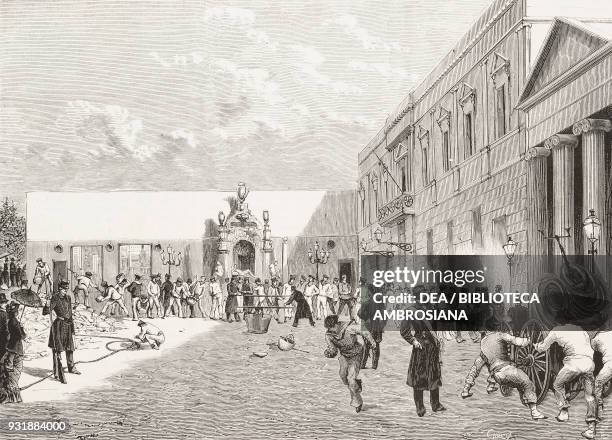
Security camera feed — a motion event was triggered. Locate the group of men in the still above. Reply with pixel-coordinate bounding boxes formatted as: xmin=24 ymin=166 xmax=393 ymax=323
xmin=95 ymin=273 xmax=224 ymax=321
xmin=460 ymin=316 xmax=612 ymax=439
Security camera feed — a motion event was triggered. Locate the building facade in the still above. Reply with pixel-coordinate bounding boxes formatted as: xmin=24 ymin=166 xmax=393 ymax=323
xmin=357 ymin=0 xmax=612 ymax=290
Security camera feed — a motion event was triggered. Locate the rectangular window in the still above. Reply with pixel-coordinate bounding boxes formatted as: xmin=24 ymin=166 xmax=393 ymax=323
xmin=361 ymin=198 xmax=366 ymax=226
xmin=492 ymin=215 xmax=508 ymax=250
xmin=406 ymin=150 xmax=413 ymax=192
xmin=384 ymin=180 xmax=389 ymax=202
xmin=422 ymin=145 xmax=430 ymax=185
xmin=119 ymin=244 xmax=152 ymax=279
xmin=442 ymin=130 xmax=450 ymax=172
xmin=472 ymin=207 xmax=483 ymax=251
xmin=447 ymin=221 xmax=454 ymax=255
xmin=401 ymin=165 xmax=407 ymax=192
xmin=71 ymin=245 xmax=103 ymax=283
xmin=496 ymin=85 xmax=507 ymax=138
xmin=464 ymin=112 xmax=473 ymax=158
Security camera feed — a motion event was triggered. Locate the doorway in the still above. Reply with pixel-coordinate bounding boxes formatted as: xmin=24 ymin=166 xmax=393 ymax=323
xmin=233 ymin=240 xmax=255 ymax=274
xmin=338 ymin=259 xmax=354 ymax=285
xmin=53 ymin=260 xmax=67 ymax=291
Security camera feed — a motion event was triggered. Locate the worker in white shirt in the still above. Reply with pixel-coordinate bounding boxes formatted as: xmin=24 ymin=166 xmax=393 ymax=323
xmin=147 ymin=274 xmax=162 ymax=318
xmin=73 ymin=271 xmax=97 ymax=309
xmin=209 ymin=276 xmax=222 ymax=319
xmin=534 ymin=320 xmax=597 ymax=438
xmin=591 ymin=330 xmax=612 ymax=417
xmin=318 ymin=275 xmax=336 ymax=319
xmin=99 ymin=281 xmax=129 ymax=316
xmin=281 ymin=276 xmax=295 ymax=323
xmin=303 ymin=276 xmax=319 ymax=320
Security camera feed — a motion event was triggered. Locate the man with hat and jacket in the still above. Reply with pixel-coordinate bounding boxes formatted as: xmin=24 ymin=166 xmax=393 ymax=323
xmin=43 ymin=280 xmax=80 ymax=383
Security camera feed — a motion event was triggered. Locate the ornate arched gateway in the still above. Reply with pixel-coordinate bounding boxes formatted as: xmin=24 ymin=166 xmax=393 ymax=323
xmin=216 ymin=183 xmax=273 ymax=279
xmin=233 ymin=240 xmax=255 ymax=273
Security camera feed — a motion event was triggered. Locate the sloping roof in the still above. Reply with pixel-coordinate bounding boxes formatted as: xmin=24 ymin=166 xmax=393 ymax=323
xmin=519 ymin=17 xmax=610 ymax=106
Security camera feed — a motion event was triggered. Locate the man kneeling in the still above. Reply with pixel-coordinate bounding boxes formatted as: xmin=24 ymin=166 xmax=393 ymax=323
xmin=323 ymin=314 xmax=375 ymax=413
xmin=135 ymin=320 xmax=165 ymax=350
xmin=461 ymin=319 xmax=546 ymax=420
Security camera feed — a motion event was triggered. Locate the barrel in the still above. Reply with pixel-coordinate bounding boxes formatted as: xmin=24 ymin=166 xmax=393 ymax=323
xmin=245 ymin=314 xmax=272 ymax=334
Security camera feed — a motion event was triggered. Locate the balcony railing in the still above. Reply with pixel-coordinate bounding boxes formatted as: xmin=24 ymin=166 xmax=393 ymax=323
xmin=377 ymin=193 xmax=414 ymax=225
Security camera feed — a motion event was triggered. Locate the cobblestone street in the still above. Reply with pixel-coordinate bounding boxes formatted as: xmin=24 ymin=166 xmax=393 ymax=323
xmin=3 ymin=317 xmax=611 ymax=440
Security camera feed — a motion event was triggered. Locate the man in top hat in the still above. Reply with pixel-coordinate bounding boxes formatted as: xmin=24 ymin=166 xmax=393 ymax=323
xmin=134 ymin=320 xmax=165 ymax=350
xmin=73 ymin=271 xmax=97 ymax=309
xmin=43 ymin=280 xmax=80 ymax=382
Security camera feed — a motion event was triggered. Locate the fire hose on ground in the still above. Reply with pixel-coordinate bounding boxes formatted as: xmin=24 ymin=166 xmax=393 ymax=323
xmin=18 ymin=335 xmax=138 ymax=391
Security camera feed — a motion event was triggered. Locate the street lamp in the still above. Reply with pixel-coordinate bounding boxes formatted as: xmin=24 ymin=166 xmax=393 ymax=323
xmin=307 ymin=241 xmax=330 ymax=281
xmin=374 ymin=227 xmax=413 ymax=253
xmin=583 ymin=209 xmax=601 ymax=271
xmin=502 ymin=236 xmax=517 ymax=290
xmin=360 ymin=238 xmax=393 ymax=257
xmin=160 ymin=245 xmax=182 ymax=278
xmin=262 ymin=210 xmax=272 ymax=252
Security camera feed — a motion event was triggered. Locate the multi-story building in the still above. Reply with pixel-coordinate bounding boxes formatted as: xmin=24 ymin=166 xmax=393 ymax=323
xmin=357 ymin=0 xmax=612 ymax=288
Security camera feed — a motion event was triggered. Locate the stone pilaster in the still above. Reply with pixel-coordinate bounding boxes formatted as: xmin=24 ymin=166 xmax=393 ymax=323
xmin=281 ymin=237 xmax=289 ymax=281
xmin=544 ymin=134 xmax=578 ymax=255
xmin=525 ymin=146 xmax=550 ymax=286
xmin=573 ymin=118 xmax=612 ymax=256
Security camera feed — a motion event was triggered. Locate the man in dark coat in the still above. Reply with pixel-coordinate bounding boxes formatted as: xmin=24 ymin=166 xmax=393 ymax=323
xmin=0 ymin=290 xmax=9 ymax=370
xmin=43 ymin=280 xmax=80 ymax=383
xmin=2 ymin=301 xmax=26 ymax=403
xmin=358 ymin=280 xmax=385 ymax=369
xmin=400 ymin=304 xmax=446 ymax=417
xmin=161 ymin=274 xmax=174 ymax=318
xmin=284 ymin=285 xmax=315 ymax=327
xmin=225 ymin=276 xmax=240 ymax=322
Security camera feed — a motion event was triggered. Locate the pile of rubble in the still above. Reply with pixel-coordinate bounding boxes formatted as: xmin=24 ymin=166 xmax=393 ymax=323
xmin=19 ymin=304 xmax=122 ymax=361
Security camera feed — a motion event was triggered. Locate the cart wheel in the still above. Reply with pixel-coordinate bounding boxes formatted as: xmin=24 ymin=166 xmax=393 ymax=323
xmin=603 ymin=380 xmax=612 ymax=398
xmin=498 ymin=321 xmax=513 ymax=397
xmin=516 ymin=319 xmax=551 ymax=404
xmin=566 ymin=377 xmax=583 ymax=401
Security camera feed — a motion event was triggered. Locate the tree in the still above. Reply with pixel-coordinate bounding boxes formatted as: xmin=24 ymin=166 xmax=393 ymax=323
xmin=0 ymin=198 xmax=26 ymax=262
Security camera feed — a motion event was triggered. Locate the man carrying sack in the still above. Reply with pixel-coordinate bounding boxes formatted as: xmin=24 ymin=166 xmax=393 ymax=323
xmin=43 ymin=280 xmax=80 ymax=383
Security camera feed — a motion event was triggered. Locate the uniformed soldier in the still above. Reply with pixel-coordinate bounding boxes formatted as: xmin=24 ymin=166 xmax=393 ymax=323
xmin=43 ymin=280 xmax=80 ymax=383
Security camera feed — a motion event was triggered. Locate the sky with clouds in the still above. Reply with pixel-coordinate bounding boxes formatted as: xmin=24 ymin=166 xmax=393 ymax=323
xmin=1 ymin=0 xmax=492 ymax=210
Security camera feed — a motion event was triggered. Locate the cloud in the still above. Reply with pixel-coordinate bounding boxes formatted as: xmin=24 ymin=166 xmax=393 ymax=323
xmin=289 ymin=45 xmax=362 ymax=96
xmin=321 ymin=111 xmax=377 ymax=130
xmin=168 ymin=129 xmax=197 ymax=149
xmin=56 ymin=100 xmax=157 ymax=161
xmin=204 ymin=7 xmax=255 ymax=25
xmin=329 ymin=15 xmax=403 ymax=52
xmin=212 ymin=59 xmax=284 ymax=105
xmin=348 ymin=60 xmax=407 ymax=78
xmin=204 ymin=7 xmax=278 ymax=51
